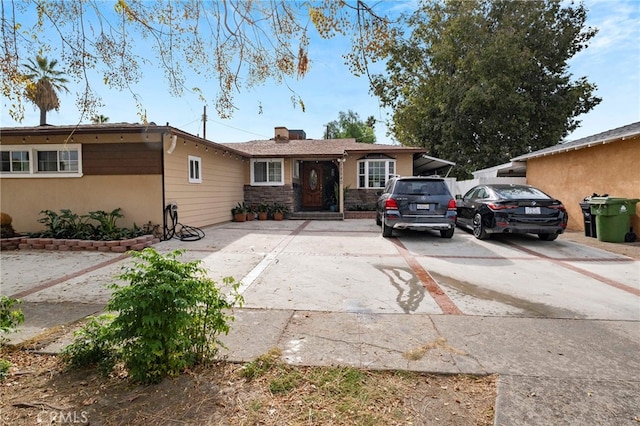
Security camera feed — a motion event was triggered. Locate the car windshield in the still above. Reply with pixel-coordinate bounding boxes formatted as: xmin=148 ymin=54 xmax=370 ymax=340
xmin=493 ymin=186 xmax=550 ymax=200
xmin=395 ymin=180 xmax=448 ymax=195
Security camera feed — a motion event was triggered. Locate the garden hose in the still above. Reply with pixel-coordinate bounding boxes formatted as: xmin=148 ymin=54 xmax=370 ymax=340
xmin=163 ymin=205 xmax=205 ymax=242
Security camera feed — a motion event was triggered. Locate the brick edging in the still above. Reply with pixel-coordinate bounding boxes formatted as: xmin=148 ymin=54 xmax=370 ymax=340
xmin=0 ymin=235 xmax=160 ymax=252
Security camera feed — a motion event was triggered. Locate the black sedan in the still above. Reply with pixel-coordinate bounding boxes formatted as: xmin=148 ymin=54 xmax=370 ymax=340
xmin=456 ymin=184 xmax=568 ymax=241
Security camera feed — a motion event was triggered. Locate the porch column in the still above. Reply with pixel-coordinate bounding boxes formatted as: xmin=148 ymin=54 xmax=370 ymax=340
xmin=338 ymin=157 xmax=345 ymax=213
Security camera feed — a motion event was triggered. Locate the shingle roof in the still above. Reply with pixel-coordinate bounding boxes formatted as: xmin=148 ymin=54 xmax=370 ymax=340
xmin=219 ymin=138 xmax=426 ymax=157
xmin=512 ymin=122 xmax=640 ymax=161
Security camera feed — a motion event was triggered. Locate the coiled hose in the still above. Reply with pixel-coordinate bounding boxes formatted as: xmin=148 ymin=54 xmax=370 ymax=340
xmin=163 ymin=205 xmax=205 ymax=241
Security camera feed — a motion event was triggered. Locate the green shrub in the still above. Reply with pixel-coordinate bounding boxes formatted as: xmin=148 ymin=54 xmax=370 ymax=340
xmin=34 ymin=208 xmax=148 ymax=240
xmin=0 ymin=359 xmax=11 ymax=381
xmin=63 ymin=248 xmax=243 ymax=384
xmin=1 ymin=296 xmax=24 ymax=382
xmin=62 ymin=314 xmax=117 ymax=375
xmin=0 ymin=296 xmax=24 ymax=339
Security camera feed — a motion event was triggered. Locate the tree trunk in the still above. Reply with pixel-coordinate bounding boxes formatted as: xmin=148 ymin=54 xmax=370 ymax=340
xmin=39 ymin=108 xmax=47 ymax=126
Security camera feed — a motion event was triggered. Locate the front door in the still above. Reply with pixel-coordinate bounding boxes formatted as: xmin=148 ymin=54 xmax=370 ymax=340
xmin=302 ymin=163 xmax=323 ymax=209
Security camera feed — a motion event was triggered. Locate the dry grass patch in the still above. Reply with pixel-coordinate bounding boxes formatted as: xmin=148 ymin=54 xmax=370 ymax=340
xmin=1 ymin=347 xmax=496 ymax=425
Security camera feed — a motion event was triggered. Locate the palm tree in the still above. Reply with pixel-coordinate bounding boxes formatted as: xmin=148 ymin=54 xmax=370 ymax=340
xmin=91 ymin=114 xmax=109 ymax=124
xmin=22 ymin=55 xmax=70 ymax=125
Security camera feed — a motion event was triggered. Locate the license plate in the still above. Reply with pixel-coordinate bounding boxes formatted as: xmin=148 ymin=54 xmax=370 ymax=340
xmin=416 ymin=204 xmax=430 ymax=210
xmin=525 ymin=207 xmax=541 ymax=214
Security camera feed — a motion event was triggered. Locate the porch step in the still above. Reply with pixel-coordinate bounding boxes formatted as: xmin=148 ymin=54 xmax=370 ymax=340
xmin=289 ymin=212 xmax=344 ymax=221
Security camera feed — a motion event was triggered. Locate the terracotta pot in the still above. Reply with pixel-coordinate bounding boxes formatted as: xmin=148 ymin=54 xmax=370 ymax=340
xmin=234 ymin=213 xmax=246 ymax=222
xmin=258 ymin=212 xmax=268 ymax=220
xmin=246 ymin=213 xmax=254 ymax=221
xmin=273 ymin=212 xmax=284 ymax=221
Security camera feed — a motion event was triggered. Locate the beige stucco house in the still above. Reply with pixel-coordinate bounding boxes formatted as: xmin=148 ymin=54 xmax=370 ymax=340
xmin=0 ymin=123 xmax=247 ymax=235
xmin=220 ymin=126 xmax=450 ymax=218
xmin=511 ymin=122 xmax=640 ymax=233
xmin=1 ymin=124 xmax=445 ymax=236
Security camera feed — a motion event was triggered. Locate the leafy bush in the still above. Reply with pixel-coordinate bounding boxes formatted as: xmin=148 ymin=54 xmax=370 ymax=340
xmin=0 ymin=296 xmax=24 ymax=340
xmin=62 ymin=314 xmax=117 ymax=375
xmin=1 ymin=296 xmax=25 ymax=382
xmin=63 ymin=248 xmax=243 ymax=384
xmin=34 ymin=208 xmax=148 ymax=240
xmin=37 ymin=209 xmax=93 ymax=239
xmin=0 ymin=212 xmax=17 ymax=238
xmin=0 ymin=358 xmax=11 ymax=381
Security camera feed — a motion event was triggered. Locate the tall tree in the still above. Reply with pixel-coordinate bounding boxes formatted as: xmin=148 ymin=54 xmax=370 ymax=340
xmin=22 ymin=55 xmax=70 ymax=126
xmin=372 ymin=0 xmax=601 ymax=178
xmin=1 ymin=1 xmax=395 ymax=123
xmin=91 ymin=114 xmax=110 ymax=124
xmin=325 ymin=110 xmax=376 ymax=143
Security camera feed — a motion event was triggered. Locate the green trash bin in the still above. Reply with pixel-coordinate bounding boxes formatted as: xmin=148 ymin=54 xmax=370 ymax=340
xmin=588 ymin=197 xmax=639 ymax=243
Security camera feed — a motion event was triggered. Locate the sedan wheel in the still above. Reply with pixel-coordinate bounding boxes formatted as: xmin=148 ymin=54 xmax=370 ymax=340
xmin=538 ymin=233 xmax=558 ymax=241
xmin=472 ymin=213 xmax=488 ymax=240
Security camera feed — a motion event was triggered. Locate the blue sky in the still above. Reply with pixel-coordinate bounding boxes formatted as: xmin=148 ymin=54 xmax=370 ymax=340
xmin=1 ymin=0 xmax=638 ymax=145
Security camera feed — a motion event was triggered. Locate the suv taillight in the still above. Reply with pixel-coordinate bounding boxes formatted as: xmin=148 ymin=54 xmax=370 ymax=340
xmin=447 ymin=199 xmax=457 ymax=210
xmin=385 ymin=199 xmax=399 ymax=210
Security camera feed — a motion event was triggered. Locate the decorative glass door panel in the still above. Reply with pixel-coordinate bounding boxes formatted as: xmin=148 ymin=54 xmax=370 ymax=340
xmin=302 ymin=163 xmax=323 ymax=208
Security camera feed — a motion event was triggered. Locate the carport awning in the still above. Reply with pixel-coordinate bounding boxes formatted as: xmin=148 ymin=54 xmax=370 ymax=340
xmin=413 ymin=154 xmax=456 ymax=176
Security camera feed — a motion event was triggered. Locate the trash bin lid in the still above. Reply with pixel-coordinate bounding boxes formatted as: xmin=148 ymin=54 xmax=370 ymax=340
xmin=587 ymin=197 xmax=629 ymax=205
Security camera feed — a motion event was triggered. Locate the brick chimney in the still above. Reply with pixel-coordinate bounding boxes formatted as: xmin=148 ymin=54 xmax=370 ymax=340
xmin=274 ymin=126 xmax=289 ymax=142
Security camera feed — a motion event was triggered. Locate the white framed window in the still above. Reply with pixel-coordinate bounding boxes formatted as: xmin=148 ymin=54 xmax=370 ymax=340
xmin=188 ymin=155 xmax=202 ymax=183
xmin=0 ymin=144 xmax=82 ymax=178
xmin=251 ymin=158 xmax=284 ymax=185
xmin=358 ymin=159 xmax=395 ymax=188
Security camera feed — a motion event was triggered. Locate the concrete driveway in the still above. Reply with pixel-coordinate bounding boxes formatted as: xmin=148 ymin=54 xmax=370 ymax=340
xmin=2 ymin=219 xmax=639 ymax=425
xmin=2 ymin=219 xmax=638 ymax=328
xmin=148 ymin=219 xmax=638 ymax=320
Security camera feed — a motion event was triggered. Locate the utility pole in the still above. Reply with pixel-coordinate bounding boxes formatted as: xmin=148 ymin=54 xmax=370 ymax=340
xmin=202 ymin=106 xmax=207 ymax=140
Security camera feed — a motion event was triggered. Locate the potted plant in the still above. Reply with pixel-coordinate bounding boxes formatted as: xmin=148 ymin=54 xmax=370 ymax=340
xmin=272 ymin=203 xmax=289 ymax=221
xmin=231 ymin=202 xmax=248 ymax=222
xmin=257 ymin=202 xmax=269 ymax=220
xmin=246 ymin=204 xmax=255 ymax=221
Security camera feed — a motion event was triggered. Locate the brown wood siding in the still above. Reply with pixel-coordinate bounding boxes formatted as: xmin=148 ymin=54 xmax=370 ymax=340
xmin=83 ymin=143 xmax=162 ymax=175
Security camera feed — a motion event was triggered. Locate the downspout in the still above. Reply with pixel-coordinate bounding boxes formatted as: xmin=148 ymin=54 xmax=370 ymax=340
xmin=161 ymin=132 xmax=171 ymax=238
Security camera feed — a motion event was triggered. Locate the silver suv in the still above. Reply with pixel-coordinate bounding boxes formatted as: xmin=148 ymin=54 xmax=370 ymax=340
xmin=376 ymin=177 xmax=457 ymax=238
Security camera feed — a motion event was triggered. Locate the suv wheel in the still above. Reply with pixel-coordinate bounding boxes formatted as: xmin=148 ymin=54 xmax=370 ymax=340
xmin=382 ymin=219 xmax=393 ymax=237
xmin=472 ymin=212 xmax=488 ymax=240
xmin=440 ymin=228 xmax=454 ymax=238
xmin=376 ymin=211 xmax=382 ymax=226
xmin=538 ymin=233 xmax=558 ymax=241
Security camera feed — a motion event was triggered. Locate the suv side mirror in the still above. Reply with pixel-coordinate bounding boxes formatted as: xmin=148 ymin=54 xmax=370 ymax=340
xmin=375 ymin=190 xmax=382 ymax=196
xmin=455 ymin=194 xmax=462 ymax=200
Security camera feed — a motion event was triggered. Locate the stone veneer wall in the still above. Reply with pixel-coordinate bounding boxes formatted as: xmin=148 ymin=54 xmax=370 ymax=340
xmin=345 ymin=189 xmax=379 ymax=211
xmin=0 ymin=235 xmax=159 ymax=252
xmin=244 ymin=184 xmax=295 ymax=212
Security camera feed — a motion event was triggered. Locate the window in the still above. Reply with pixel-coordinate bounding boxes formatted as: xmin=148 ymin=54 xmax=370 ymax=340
xmin=188 ymin=155 xmax=202 ymax=183
xmin=358 ymin=159 xmax=395 ymax=188
xmin=0 ymin=144 xmax=81 ymax=177
xmin=251 ymin=158 xmax=284 ymax=185
xmin=1 ymin=150 xmax=30 ymax=173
